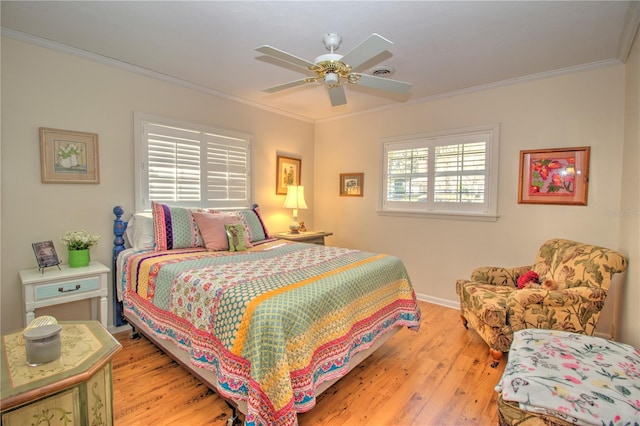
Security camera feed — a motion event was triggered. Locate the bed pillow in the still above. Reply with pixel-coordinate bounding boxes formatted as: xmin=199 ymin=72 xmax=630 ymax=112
xmin=235 ymin=206 xmax=270 ymax=243
xmin=192 ymin=212 xmax=252 ymax=251
xmin=152 ymin=201 xmax=203 ymax=251
xmin=124 ymin=212 xmax=155 ymax=250
xmin=225 ymin=223 xmax=248 ymax=252
xmin=204 ymin=205 xmax=270 ymax=243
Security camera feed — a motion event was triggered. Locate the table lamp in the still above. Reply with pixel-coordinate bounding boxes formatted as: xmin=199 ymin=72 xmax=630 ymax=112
xmin=283 ymin=185 xmax=307 ymax=234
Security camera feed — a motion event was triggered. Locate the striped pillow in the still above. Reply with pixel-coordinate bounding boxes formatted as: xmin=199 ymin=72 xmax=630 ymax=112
xmin=151 ymin=201 xmax=202 ymax=251
xmin=236 ymin=206 xmax=270 ymax=242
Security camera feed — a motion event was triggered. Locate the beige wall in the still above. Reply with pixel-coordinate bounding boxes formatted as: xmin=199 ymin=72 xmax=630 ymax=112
xmin=2 ymin=35 xmax=637 ymax=347
xmin=619 ymin=28 xmax=640 ymax=348
xmin=0 ymin=38 xmax=315 ymax=333
xmin=314 ymin=64 xmax=638 ymax=345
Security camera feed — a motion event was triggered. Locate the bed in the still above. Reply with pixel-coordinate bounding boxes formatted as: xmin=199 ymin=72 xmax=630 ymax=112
xmin=112 ymin=203 xmax=421 ymax=425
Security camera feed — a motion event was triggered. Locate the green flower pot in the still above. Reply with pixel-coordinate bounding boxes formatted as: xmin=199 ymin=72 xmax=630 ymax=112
xmin=68 ymin=249 xmax=90 ymax=268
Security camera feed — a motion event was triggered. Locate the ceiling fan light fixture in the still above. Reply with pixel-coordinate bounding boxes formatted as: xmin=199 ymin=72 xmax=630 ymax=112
xmin=324 ymin=72 xmax=339 ymax=86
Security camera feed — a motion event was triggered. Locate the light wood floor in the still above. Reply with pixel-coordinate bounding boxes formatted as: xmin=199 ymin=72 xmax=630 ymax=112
xmin=112 ymin=301 xmax=506 ymax=425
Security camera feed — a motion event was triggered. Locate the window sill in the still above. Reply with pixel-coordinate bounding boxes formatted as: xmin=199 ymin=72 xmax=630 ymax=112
xmin=377 ymin=209 xmax=500 ymax=222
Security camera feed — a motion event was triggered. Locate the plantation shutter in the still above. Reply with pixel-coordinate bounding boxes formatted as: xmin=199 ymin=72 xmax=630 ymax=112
xmin=433 ymin=137 xmax=487 ymax=205
xmin=204 ymin=133 xmax=249 ymax=204
xmin=142 ymin=121 xmax=251 ymax=209
xmin=381 ymin=126 xmax=497 ymax=218
xmin=146 ymin=124 xmax=201 ymax=204
xmin=384 ymin=140 xmax=429 ymax=211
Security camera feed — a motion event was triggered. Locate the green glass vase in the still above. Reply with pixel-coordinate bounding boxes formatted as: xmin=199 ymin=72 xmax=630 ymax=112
xmin=68 ymin=249 xmax=90 ymax=268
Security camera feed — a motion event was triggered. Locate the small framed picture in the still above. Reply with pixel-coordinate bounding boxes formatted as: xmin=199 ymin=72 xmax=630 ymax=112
xmin=518 ymin=146 xmax=590 ymax=205
xmin=276 ymin=155 xmax=301 ymax=195
xmin=40 ymin=127 xmax=100 ymax=184
xmin=32 ymin=241 xmax=61 ymax=271
xmin=340 ymin=173 xmax=364 ymax=197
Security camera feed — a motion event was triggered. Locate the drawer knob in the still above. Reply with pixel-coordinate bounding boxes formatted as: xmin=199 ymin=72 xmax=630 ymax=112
xmin=58 ymin=284 xmax=81 ymax=293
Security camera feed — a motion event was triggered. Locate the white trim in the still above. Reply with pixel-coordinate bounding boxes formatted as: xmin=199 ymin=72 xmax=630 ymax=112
xmin=2 ymin=28 xmax=314 ymax=124
xmin=617 ymin=1 xmax=640 ymax=62
xmin=108 ymin=323 xmax=132 ymax=335
xmin=415 ymin=293 xmax=460 ymax=310
xmin=380 ymin=123 xmax=500 ymax=220
xmin=3 ymin=28 xmax=622 ymax=125
xmin=316 ymin=59 xmax=622 ymax=123
xmin=377 ymin=209 xmax=499 ymax=222
xmin=133 ymin=112 xmax=254 ymax=212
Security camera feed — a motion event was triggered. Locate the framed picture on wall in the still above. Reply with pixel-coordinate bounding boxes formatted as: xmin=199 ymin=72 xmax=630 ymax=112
xmin=40 ymin=127 xmax=100 ymax=184
xmin=276 ymin=155 xmax=301 ymax=195
xmin=518 ymin=146 xmax=590 ymax=205
xmin=340 ymin=173 xmax=364 ymax=197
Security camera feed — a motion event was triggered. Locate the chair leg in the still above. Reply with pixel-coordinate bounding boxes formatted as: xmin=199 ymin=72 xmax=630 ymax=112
xmin=460 ymin=315 xmax=468 ymax=329
xmin=489 ymin=348 xmax=503 ymax=368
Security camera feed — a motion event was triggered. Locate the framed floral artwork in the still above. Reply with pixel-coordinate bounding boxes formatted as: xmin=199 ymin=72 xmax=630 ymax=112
xmin=518 ymin=146 xmax=590 ymax=205
xmin=340 ymin=173 xmax=364 ymax=197
xmin=276 ymin=155 xmax=301 ymax=195
xmin=40 ymin=127 xmax=100 ymax=184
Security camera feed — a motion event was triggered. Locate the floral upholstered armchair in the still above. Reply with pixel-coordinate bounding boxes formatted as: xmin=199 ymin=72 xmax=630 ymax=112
xmin=455 ymin=238 xmax=628 ymax=367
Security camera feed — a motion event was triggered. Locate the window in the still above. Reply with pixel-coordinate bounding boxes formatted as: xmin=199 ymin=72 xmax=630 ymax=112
xmin=380 ymin=124 xmax=499 ymax=221
xmin=134 ymin=113 xmax=252 ymax=211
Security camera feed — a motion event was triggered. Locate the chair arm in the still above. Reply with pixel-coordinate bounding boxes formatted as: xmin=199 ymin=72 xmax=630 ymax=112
xmin=507 ymin=287 xmax=608 ymax=333
xmin=469 ymin=265 xmax=532 ymax=287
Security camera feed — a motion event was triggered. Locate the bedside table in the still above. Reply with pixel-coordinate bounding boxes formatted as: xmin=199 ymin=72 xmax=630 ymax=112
xmin=19 ymin=261 xmax=110 ymax=328
xmin=1 ymin=321 xmax=121 ymax=425
xmin=272 ymin=231 xmax=333 ymax=245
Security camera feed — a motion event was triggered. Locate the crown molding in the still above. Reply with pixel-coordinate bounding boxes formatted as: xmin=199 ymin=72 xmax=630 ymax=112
xmin=1 ymin=28 xmax=314 ymax=124
xmin=317 ymin=58 xmax=622 ymax=124
xmin=618 ymin=1 xmax=640 ymax=62
xmin=2 ymin=27 xmax=627 ymax=125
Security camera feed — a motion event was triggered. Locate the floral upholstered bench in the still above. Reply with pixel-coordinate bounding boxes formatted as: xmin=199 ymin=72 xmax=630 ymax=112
xmin=495 ymin=329 xmax=640 ymax=425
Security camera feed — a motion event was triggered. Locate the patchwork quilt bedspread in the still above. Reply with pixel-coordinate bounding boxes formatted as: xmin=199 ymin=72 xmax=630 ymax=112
xmin=119 ymin=240 xmax=421 ymax=425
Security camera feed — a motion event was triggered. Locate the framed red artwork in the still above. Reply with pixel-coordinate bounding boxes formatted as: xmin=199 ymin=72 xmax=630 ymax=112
xmin=518 ymin=146 xmax=590 ymax=205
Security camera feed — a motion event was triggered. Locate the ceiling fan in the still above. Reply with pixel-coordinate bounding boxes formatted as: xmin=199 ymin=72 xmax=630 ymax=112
xmin=255 ymin=33 xmax=413 ymax=107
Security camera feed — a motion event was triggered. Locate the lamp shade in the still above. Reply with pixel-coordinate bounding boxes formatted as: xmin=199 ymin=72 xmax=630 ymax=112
xmin=283 ymin=185 xmax=308 ymax=209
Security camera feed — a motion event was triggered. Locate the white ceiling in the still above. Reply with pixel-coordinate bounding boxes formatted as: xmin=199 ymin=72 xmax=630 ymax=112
xmin=2 ymin=1 xmax=639 ymax=122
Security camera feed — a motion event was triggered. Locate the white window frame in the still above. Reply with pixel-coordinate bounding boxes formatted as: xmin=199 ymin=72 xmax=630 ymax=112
xmin=133 ymin=112 xmax=253 ymax=212
xmin=379 ymin=124 xmax=500 ymax=221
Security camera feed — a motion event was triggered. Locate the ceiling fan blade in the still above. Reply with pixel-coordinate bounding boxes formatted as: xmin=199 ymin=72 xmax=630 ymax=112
xmin=262 ymin=78 xmax=315 ymax=93
xmin=255 ymin=45 xmax=316 ymax=70
xmin=352 ymin=73 xmax=413 ymax=94
xmin=340 ymin=33 xmax=393 ymax=69
xmin=328 ymin=85 xmax=347 ymax=106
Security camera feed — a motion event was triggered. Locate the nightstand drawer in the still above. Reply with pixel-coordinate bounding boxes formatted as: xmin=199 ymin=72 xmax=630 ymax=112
xmin=35 ymin=276 xmax=101 ymax=301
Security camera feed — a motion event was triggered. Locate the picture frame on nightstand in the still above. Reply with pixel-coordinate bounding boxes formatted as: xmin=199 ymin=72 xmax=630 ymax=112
xmin=31 ymin=241 xmax=61 ymax=272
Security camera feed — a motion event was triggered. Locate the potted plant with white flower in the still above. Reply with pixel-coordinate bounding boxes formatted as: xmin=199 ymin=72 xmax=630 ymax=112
xmin=60 ymin=230 xmax=101 ymax=268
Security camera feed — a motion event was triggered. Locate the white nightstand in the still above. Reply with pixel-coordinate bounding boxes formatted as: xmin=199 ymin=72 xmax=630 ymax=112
xmin=272 ymin=231 xmax=333 ymax=245
xmin=19 ymin=261 xmax=110 ymax=328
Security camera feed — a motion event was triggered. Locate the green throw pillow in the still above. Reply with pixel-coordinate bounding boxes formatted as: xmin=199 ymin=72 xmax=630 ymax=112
xmin=225 ymin=223 xmax=247 ymax=252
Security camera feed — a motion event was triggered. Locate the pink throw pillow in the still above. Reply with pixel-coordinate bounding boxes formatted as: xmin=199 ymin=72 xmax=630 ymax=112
xmin=192 ymin=212 xmax=252 ymax=251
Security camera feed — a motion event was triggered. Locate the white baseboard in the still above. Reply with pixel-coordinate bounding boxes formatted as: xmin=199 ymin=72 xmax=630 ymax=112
xmin=415 ymin=292 xmax=460 ymax=310
xmin=108 ymin=323 xmax=132 ymax=335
